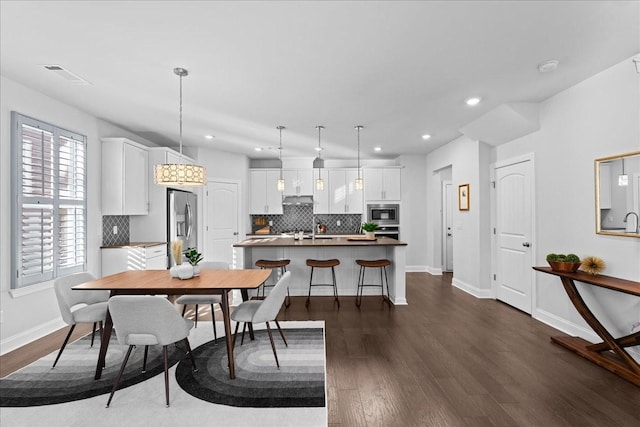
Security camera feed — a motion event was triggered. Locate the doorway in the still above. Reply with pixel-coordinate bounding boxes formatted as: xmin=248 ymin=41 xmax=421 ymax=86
xmin=204 ymin=180 xmax=240 ymax=268
xmin=442 ymin=180 xmax=454 ymax=272
xmin=493 ymin=154 xmax=535 ymax=314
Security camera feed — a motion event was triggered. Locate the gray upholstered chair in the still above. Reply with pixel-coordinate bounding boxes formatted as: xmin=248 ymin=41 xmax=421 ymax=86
xmin=53 ymin=272 xmax=109 ymax=368
xmin=106 ymin=295 xmax=197 ymax=408
xmin=231 ymin=271 xmax=291 ymax=368
xmin=175 ymin=261 xmax=228 ymax=340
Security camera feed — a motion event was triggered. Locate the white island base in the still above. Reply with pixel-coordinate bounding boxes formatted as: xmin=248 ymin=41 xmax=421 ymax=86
xmin=234 ymin=238 xmax=407 ymax=305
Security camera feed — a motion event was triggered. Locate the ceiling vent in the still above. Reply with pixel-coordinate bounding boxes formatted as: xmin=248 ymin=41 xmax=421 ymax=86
xmin=43 ymin=65 xmax=91 ymax=85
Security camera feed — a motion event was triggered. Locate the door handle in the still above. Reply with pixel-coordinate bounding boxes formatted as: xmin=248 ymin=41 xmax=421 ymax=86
xmin=447 ymin=233 xmax=452 ymax=237
xmin=522 ymin=242 xmax=530 ymax=247
xmin=233 ymin=232 xmax=238 ymax=236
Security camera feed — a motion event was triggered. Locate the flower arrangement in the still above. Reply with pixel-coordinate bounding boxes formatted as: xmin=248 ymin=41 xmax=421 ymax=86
xmin=184 ymin=247 xmax=203 ymax=266
xmin=580 ymin=256 xmax=606 ymax=275
xmin=171 ymin=240 xmax=183 ymax=265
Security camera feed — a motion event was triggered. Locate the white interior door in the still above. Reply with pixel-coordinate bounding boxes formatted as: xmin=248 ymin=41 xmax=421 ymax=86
xmin=204 ymin=181 xmax=239 ymax=267
xmin=495 ymin=159 xmax=533 ymax=313
xmin=442 ymin=181 xmax=454 ymax=272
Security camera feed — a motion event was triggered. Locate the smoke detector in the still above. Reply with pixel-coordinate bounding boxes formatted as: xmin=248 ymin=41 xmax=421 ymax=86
xmin=537 ymin=60 xmax=559 ymax=73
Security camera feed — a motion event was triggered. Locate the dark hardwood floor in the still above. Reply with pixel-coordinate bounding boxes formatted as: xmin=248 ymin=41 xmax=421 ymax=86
xmin=2 ymin=272 xmax=638 ymax=426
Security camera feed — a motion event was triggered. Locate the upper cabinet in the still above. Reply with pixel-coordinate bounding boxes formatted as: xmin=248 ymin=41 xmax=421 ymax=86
xmin=364 ymin=167 xmax=401 ymax=201
xmin=101 ymin=137 xmax=149 ymax=215
xmin=250 ymin=169 xmax=283 ymax=215
xmin=328 ymin=169 xmax=363 ymax=214
xmin=282 ymin=169 xmax=313 ymax=196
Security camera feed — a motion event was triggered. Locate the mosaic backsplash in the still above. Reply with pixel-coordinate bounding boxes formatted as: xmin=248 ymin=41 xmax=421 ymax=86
xmin=252 ymin=205 xmax=361 ymax=234
xmin=102 ymin=215 xmax=130 ymax=246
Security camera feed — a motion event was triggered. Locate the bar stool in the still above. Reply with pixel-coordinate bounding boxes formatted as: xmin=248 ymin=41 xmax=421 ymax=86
xmin=355 ymin=259 xmax=391 ymax=307
xmin=305 ymin=259 xmax=340 ymax=308
xmin=255 ymin=259 xmax=291 ymax=307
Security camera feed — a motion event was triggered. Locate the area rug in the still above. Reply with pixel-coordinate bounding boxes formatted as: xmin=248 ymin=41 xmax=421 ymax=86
xmin=176 ymin=327 xmax=325 ymax=408
xmin=0 ymin=334 xmax=185 ymax=407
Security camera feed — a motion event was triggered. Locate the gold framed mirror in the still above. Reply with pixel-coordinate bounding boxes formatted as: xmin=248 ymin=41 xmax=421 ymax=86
xmin=595 ymin=150 xmax=640 ymax=237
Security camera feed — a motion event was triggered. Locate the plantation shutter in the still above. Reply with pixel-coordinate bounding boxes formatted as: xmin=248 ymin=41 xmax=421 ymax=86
xmin=12 ymin=113 xmax=87 ymax=288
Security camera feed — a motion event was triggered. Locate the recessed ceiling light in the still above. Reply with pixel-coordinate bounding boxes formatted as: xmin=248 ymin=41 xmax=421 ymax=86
xmin=314 ymin=146 xmax=324 ymax=151
xmin=374 ymin=147 xmax=382 ymax=152
xmin=421 ymin=134 xmax=431 ymax=140
xmin=254 ymin=147 xmax=263 ymax=152
xmin=465 ymin=97 xmax=481 ymax=106
xmin=537 ymin=59 xmax=559 ymax=73
xmin=204 ymin=135 xmax=214 ymax=140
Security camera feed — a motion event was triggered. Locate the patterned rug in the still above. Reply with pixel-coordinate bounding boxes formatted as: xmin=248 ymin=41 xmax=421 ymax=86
xmin=0 ymin=334 xmax=185 ymax=407
xmin=176 ymin=327 xmax=325 ymax=407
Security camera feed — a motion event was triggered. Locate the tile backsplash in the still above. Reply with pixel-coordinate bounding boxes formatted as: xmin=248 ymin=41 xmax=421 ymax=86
xmin=251 ymin=205 xmax=361 ymax=234
xmin=102 ymin=215 xmax=130 ymax=246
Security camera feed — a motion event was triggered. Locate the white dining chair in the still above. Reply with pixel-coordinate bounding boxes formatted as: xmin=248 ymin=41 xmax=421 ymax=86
xmin=231 ymin=271 xmax=291 ymax=368
xmin=106 ymin=295 xmax=198 ymax=408
xmin=53 ymin=272 xmax=109 ymax=368
xmin=175 ymin=261 xmax=228 ymax=340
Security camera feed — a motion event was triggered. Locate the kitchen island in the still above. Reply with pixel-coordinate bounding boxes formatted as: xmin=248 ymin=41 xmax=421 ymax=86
xmin=233 ymin=236 xmax=408 ymax=304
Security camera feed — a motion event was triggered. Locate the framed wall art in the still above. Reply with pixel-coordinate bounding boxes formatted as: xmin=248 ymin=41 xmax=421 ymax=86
xmin=458 ymin=184 xmax=470 ymax=211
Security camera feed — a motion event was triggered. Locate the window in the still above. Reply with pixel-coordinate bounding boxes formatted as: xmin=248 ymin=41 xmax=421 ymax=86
xmin=11 ymin=112 xmax=87 ymax=289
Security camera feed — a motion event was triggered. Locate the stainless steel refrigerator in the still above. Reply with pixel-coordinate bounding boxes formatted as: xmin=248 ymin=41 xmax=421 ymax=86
xmin=167 ymin=188 xmax=197 ymax=267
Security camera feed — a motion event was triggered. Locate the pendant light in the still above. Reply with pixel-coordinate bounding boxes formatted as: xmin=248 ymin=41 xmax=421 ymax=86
xmin=314 ymin=125 xmax=325 ymax=190
xmin=154 ymin=67 xmax=206 ymax=187
xmin=618 ymin=158 xmax=629 ymax=186
xmin=277 ymin=125 xmax=285 ymax=192
xmin=354 ymin=125 xmax=364 ymax=190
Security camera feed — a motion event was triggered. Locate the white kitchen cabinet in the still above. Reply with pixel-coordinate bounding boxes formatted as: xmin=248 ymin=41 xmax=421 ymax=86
xmin=101 ymin=137 xmax=149 ymax=215
xmin=328 ymin=169 xmax=363 ymax=214
xmin=364 ymin=167 xmax=401 ymax=201
xmin=101 ymin=244 xmax=167 ymax=277
xmin=313 ymin=169 xmax=330 ymax=214
xmin=250 ymin=169 xmax=283 ymax=214
xmin=282 ymin=169 xmax=314 ymax=196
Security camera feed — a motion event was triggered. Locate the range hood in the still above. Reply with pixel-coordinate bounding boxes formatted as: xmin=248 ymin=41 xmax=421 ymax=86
xmin=282 ymin=195 xmax=314 ymax=206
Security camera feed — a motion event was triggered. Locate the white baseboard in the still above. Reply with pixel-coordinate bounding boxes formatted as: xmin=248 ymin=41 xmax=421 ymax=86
xmin=452 ymin=277 xmax=493 ymax=298
xmin=425 ymin=265 xmax=442 ymax=275
xmin=406 ymin=265 xmax=429 ymax=273
xmin=0 ymin=318 xmax=66 ymax=356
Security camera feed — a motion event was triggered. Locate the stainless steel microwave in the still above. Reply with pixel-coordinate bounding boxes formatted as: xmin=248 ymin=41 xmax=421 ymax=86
xmin=367 ymin=204 xmax=399 ymax=225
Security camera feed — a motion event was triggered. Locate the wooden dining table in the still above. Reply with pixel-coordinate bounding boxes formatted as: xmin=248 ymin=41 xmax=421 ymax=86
xmin=73 ymin=268 xmax=270 ymax=380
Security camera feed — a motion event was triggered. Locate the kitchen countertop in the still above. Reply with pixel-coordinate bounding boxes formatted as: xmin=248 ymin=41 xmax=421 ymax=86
xmin=234 ymin=236 xmax=406 ymax=247
xmin=100 ymin=241 xmax=166 ymax=249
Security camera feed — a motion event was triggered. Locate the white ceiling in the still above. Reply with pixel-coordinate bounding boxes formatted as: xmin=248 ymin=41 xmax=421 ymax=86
xmin=1 ymin=1 xmax=638 ymax=161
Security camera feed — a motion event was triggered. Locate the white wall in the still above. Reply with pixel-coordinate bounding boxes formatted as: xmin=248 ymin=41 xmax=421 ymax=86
xmin=425 ymin=137 xmax=493 ymax=295
xmin=494 ymin=56 xmax=640 ymax=349
xmin=397 ymin=154 xmax=428 ymax=270
xmin=0 ymin=77 xmax=103 ymax=353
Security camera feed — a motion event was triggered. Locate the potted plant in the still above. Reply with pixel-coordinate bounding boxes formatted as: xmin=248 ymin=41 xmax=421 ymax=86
xmin=546 ymin=253 xmax=581 ymax=273
xmin=362 ymin=222 xmax=379 ymax=239
xmin=185 ymin=247 xmax=203 ymax=276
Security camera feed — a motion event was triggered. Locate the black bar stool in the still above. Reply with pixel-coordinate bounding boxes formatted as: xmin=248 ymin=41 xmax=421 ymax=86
xmin=355 ymin=259 xmax=392 ymax=307
xmin=255 ymin=259 xmax=291 ymax=307
xmin=305 ymin=259 xmax=340 ymax=308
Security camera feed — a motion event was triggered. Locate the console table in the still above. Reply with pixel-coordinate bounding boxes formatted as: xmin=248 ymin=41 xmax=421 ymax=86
xmin=533 ymin=267 xmax=640 ymax=386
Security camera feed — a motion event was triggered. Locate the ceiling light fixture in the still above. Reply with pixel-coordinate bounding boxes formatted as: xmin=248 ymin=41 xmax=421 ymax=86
xmin=355 ymin=125 xmax=364 ymax=191
xmin=421 ymin=134 xmax=431 ymax=140
xmin=276 ymin=125 xmax=285 ymax=192
xmin=374 ymin=146 xmax=382 ymax=152
xmin=154 ymin=68 xmax=206 ymax=187
xmin=314 ymin=125 xmax=325 ymax=190
xmin=465 ymin=97 xmax=482 ymax=106
xmin=204 ymin=134 xmax=214 ymax=140
xmin=619 ymin=158 xmax=629 ymax=186
xmin=254 ymin=147 xmax=263 ymax=152
xmin=537 ymin=59 xmax=559 ymax=73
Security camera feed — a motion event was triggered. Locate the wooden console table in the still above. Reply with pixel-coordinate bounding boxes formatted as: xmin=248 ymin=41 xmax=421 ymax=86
xmin=533 ymin=267 xmax=640 ymax=386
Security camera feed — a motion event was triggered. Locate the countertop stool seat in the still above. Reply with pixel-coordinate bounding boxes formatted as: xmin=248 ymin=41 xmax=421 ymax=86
xmin=255 ymin=259 xmax=291 ymax=307
xmin=355 ymin=259 xmax=392 ymax=308
xmin=305 ymin=259 xmax=341 ymax=308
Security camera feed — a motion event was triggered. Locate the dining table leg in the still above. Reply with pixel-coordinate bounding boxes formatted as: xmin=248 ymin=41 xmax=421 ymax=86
xmin=220 ymin=288 xmax=235 ymax=379
xmin=95 ymin=309 xmax=113 ymax=380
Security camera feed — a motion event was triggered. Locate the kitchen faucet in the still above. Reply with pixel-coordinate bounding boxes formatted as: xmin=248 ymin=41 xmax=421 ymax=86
xmin=624 ymin=211 xmax=639 ymax=233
